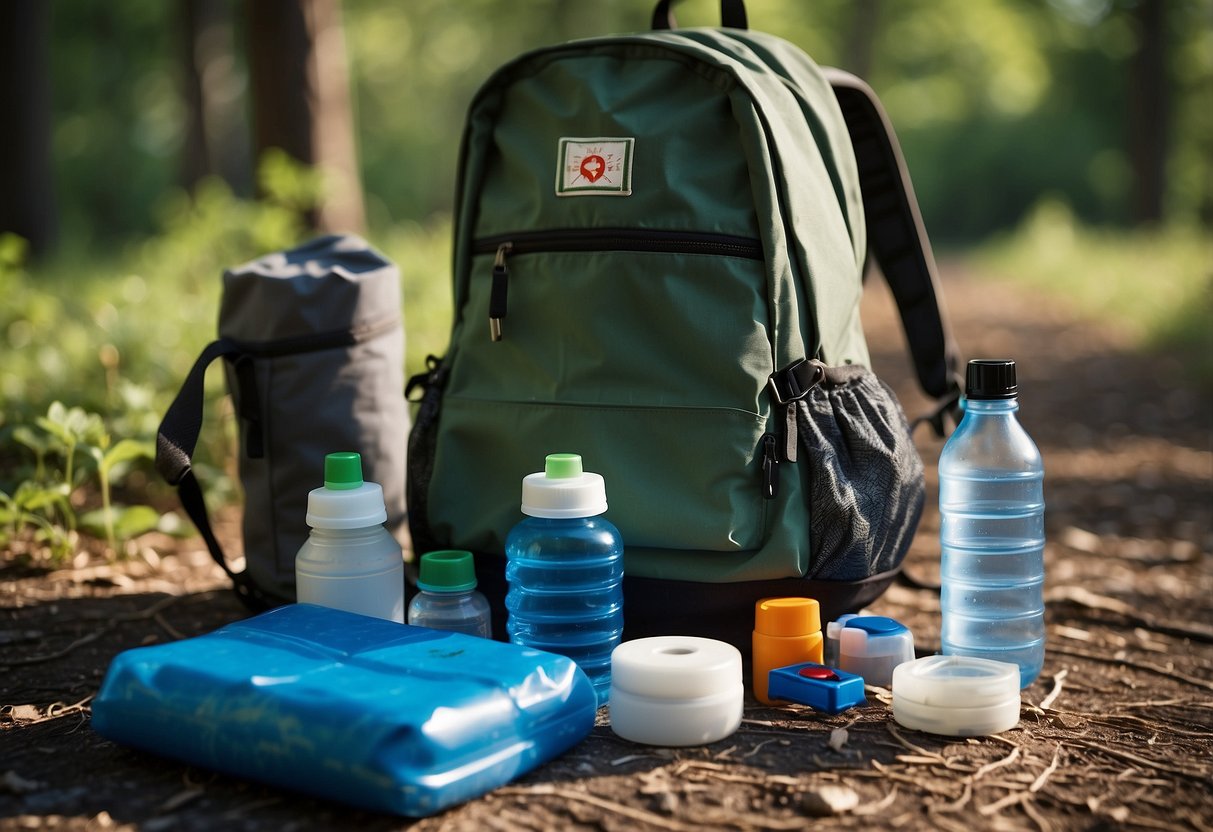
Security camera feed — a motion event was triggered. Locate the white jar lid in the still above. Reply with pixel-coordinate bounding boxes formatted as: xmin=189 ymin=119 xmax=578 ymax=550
xmin=610 ymin=636 xmax=743 ymax=747
xmin=892 ymin=655 xmax=1021 ymax=736
xmin=838 ymin=616 xmax=915 ymax=659
xmin=520 ymin=453 xmax=607 ymax=519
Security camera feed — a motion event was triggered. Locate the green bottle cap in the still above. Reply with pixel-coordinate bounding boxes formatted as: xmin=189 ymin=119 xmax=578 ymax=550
xmin=417 ymin=550 xmax=477 ymax=593
xmin=324 ymin=452 xmax=364 ymax=490
xmin=544 ymin=453 xmax=583 ymax=479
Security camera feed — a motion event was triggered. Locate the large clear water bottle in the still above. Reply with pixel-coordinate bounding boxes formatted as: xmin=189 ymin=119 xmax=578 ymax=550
xmin=505 ymin=453 xmax=624 ymax=707
xmin=940 ymin=359 xmax=1045 ymax=688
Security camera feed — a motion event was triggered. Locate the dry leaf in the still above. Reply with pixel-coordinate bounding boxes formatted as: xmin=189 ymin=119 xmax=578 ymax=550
xmin=828 ymin=727 xmax=848 ymax=751
xmin=802 ymin=785 xmax=859 ymax=816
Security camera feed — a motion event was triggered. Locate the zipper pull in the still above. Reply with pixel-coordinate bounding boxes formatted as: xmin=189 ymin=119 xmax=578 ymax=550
xmin=489 ymin=242 xmax=512 ymax=341
xmin=784 ymin=402 xmax=798 ymax=464
xmin=761 ymin=433 xmax=779 ymax=500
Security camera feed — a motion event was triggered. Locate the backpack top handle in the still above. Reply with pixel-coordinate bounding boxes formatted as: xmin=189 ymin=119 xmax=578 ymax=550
xmin=652 ymin=0 xmax=748 ymax=30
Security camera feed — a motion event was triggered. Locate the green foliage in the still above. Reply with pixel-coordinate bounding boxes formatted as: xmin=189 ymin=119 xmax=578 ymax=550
xmin=971 ymin=200 xmax=1213 ymax=380
xmin=1 ymin=402 xmax=158 ymax=563
xmin=45 ymin=0 xmax=1213 ymax=246
xmin=2 ymin=154 xmax=325 ymax=561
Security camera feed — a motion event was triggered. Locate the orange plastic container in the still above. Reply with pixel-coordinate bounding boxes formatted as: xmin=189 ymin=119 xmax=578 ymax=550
xmin=752 ymin=597 xmax=824 ymax=704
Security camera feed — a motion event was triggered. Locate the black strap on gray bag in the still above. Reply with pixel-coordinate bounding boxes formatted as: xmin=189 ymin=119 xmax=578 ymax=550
xmin=157 ymin=338 xmax=280 ymax=610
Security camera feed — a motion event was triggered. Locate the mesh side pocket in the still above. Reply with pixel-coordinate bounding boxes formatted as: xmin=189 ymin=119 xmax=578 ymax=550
xmin=798 ymin=367 xmax=925 ymax=580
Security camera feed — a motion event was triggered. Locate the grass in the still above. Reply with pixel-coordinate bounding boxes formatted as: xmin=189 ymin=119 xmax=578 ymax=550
xmin=969 ymin=200 xmax=1213 ymax=383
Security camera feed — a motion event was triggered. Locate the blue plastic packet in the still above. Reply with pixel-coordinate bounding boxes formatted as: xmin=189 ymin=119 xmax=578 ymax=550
xmin=92 ymin=604 xmax=597 ymax=816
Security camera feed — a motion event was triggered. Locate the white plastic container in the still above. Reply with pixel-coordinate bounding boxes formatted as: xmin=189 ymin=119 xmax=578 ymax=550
xmin=609 ymin=636 xmax=742 ymax=747
xmin=893 ymin=655 xmax=1021 ymax=736
xmin=295 ymin=452 xmax=404 ymax=622
xmin=834 ymin=615 xmax=915 ymax=688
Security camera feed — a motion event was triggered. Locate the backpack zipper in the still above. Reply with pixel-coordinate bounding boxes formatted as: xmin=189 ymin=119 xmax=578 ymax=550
xmin=471 ymin=228 xmax=764 ymax=342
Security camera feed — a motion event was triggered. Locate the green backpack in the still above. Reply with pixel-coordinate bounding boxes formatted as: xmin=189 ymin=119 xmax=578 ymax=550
xmin=408 ymin=0 xmax=960 ymax=647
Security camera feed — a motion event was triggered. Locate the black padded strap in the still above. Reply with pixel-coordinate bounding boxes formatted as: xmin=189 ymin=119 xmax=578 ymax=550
xmin=652 ymin=0 xmax=747 ymax=30
xmin=155 ymin=339 xmax=280 ymax=612
xmin=825 ymin=68 xmax=963 ymax=432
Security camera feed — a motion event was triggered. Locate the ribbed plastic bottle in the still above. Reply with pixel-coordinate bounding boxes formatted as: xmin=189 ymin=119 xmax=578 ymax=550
xmin=407 ymin=550 xmax=492 ymax=638
xmin=505 ymin=453 xmax=624 ymax=707
xmin=295 ymin=452 xmax=405 ymax=623
xmin=940 ymin=359 xmax=1045 ymax=688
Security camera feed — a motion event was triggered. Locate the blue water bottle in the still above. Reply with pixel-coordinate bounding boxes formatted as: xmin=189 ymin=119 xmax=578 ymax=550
xmin=505 ymin=453 xmax=624 ymax=707
xmin=940 ymin=359 xmax=1045 ymax=688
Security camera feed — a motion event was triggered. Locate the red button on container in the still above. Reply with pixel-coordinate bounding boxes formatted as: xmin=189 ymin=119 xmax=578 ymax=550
xmin=798 ymin=666 xmax=839 ymax=681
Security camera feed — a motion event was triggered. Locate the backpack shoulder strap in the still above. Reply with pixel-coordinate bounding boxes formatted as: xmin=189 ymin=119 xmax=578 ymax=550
xmin=825 ymin=68 xmax=963 ymax=434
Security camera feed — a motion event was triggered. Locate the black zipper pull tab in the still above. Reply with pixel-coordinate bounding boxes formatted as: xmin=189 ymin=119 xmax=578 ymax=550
xmin=761 ymin=433 xmax=779 ymax=500
xmin=489 ymin=242 xmax=512 ymax=341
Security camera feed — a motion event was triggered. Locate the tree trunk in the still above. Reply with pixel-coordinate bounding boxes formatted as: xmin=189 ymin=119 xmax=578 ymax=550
xmin=244 ymin=0 xmax=365 ymax=234
xmin=844 ymin=0 xmax=881 ymax=80
xmin=180 ymin=0 xmax=251 ymax=195
xmin=1128 ymin=0 xmax=1169 ymax=226
xmin=0 ymin=0 xmax=57 ymax=257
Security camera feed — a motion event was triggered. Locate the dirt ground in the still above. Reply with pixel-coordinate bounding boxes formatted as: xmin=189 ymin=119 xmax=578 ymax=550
xmin=3 ymin=265 xmax=1212 ymax=831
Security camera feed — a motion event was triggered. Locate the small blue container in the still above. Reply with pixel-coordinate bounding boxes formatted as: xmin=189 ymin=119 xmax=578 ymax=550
xmin=768 ymin=663 xmax=866 ymax=714
xmin=91 ymin=604 xmax=597 ymax=816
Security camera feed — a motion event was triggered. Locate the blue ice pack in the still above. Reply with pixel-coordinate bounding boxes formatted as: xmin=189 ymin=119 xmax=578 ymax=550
xmin=92 ymin=604 xmax=597 ymax=816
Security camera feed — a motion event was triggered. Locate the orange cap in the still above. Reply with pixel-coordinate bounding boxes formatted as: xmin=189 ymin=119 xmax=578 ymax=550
xmin=754 ymin=597 xmax=821 ymax=637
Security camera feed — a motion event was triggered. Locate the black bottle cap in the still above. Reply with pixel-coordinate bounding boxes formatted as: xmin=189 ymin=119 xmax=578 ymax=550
xmin=965 ymin=359 xmax=1018 ymax=400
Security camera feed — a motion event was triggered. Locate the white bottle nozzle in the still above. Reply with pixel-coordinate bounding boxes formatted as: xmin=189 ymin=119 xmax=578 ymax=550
xmin=306 ymin=452 xmax=388 ymax=529
xmin=520 ymin=453 xmax=608 ymax=519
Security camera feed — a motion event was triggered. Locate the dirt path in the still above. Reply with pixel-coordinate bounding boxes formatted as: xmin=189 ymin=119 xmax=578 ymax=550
xmin=3 ymin=265 xmax=1211 ymax=831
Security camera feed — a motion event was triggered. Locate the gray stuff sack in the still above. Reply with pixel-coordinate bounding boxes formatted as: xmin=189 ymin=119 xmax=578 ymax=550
xmin=156 ymin=234 xmax=407 ymax=609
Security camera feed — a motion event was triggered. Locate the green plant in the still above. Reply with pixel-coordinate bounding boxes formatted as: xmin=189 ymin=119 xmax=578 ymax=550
xmin=1 ymin=402 xmax=158 ymax=562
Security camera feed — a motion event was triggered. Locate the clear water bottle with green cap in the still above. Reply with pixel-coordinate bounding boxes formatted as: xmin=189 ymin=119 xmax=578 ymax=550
xmin=505 ymin=453 xmax=624 ymax=706
xmin=407 ymin=550 xmax=492 ymax=638
xmin=295 ymin=451 xmax=405 ymax=622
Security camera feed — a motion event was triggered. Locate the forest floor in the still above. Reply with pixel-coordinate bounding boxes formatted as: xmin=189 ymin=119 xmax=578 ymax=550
xmin=3 ymin=265 xmax=1212 ymax=831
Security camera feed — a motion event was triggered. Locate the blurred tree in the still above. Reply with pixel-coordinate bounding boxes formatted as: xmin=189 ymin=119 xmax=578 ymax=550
xmin=245 ymin=0 xmax=364 ymax=233
xmin=0 ymin=0 xmax=57 ymax=256
xmin=1128 ymin=0 xmax=1168 ymax=225
xmin=179 ymin=0 xmax=251 ymax=195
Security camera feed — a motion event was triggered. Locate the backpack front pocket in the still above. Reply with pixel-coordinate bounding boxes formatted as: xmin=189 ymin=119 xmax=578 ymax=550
xmin=427 ymin=396 xmax=770 ymax=555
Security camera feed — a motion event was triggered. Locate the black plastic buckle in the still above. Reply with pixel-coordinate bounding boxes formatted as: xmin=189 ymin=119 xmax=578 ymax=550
xmin=767 ymin=358 xmax=826 ymax=405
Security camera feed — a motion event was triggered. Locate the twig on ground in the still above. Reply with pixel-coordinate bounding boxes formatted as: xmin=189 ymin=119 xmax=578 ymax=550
xmin=852 ymin=787 xmax=898 ymax=815
xmin=1073 ymin=739 xmax=1210 ymax=782
xmin=1047 ymin=646 xmax=1213 ymax=691
xmin=1089 ymin=712 xmax=1213 ymax=738
xmin=1022 ymin=797 xmax=1053 ymax=832
xmin=886 ymin=724 xmax=944 ymax=759
xmin=1031 ymin=744 xmax=1062 ymax=793
xmin=495 ymin=785 xmax=701 ymax=832
xmin=1039 ymin=669 xmax=1068 ymax=710
xmin=978 ymin=790 xmax=1033 ymax=816
xmin=1049 ymin=585 xmax=1213 ymax=644
xmin=741 ymin=738 xmax=781 ymax=759
xmin=972 ymin=746 xmax=1021 ymax=782
xmin=931 ymin=782 xmax=972 ymax=814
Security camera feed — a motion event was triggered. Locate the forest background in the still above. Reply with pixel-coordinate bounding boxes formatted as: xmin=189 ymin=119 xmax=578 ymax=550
xmin=0 ymin=0 xmax=1209 ymax=559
